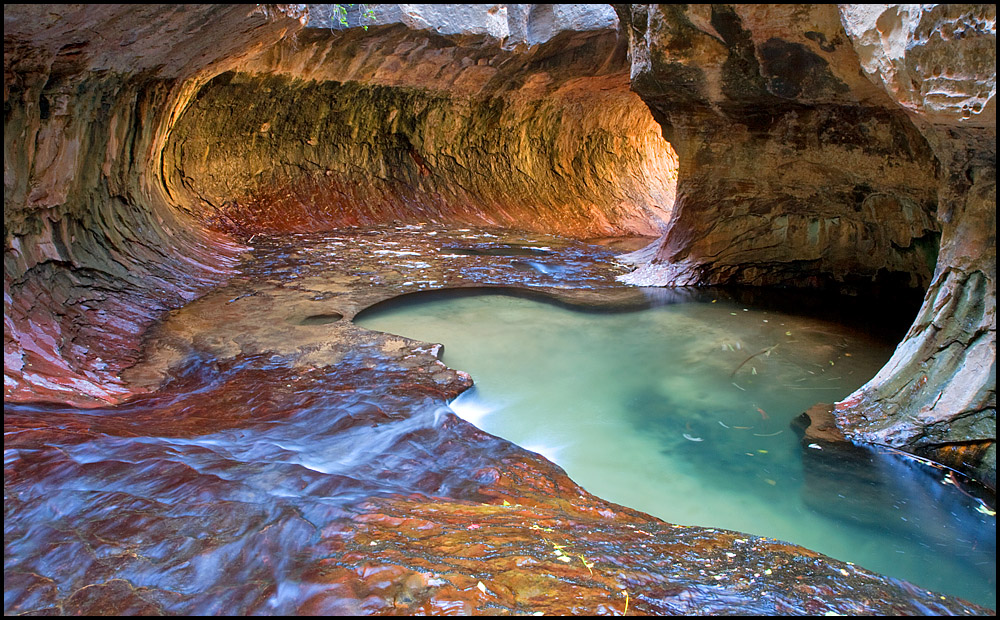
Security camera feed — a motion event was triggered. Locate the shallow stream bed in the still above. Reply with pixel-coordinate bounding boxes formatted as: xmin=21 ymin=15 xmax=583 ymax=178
xmin=4 ymin=227 xmax=994 ymax=614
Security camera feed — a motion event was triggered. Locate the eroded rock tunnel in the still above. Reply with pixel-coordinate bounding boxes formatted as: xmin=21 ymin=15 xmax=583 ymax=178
xmin=166 ymin=70 xmax=677 ymax=237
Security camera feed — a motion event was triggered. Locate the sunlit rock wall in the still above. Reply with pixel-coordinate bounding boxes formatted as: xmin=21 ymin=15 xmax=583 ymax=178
xmin=614 ymin=4 xmax=941 ymax=293
xmin=836 ymin=4 xmax=996 ymax=489
xmin=162 ymin=7 xmax=677 ymax=238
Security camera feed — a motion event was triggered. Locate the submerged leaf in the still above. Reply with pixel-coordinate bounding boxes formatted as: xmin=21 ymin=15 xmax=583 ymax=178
xmin=975 ymin=503 xmax=996 ymax=516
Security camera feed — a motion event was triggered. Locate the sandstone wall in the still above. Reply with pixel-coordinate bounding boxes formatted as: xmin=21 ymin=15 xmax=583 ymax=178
xmin=4 ymin=5 xmax=307 ymax=405
xmin=835 ymin=4 xmax=996 ymax=488
xmin=617 ymin=3 xmax=995 ymax=486
xmin=614 ymin=4 xmax=941 ymax=293
xmin=162 ymin=18 xmax=677 ymax=238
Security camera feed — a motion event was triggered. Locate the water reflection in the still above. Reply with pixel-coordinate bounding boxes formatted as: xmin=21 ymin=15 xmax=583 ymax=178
xmin=357 ymin=291 xmax=996 ymax=608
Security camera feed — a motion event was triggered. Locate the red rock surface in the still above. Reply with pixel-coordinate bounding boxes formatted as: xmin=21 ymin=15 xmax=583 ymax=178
xmin=5 ymin=231 xmax=991 ymax=615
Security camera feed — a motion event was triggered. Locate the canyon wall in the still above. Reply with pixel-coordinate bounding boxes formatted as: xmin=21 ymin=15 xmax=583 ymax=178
xmin=163 ymin=8 xmax=677 ymax=238
xmin=835 ymin=4 xmax=996 ymax=488
xmin=613 ymin=4 xmax=941 ymax=293
xmin=616 ymin=4 xmax=995 ymax=486
xmin=4 ymin=5 xmax=301 ymax=406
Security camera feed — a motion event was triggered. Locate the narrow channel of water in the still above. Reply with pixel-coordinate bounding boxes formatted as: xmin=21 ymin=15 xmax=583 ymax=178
xmin=357 ymin=289 xmax=996 ymax=608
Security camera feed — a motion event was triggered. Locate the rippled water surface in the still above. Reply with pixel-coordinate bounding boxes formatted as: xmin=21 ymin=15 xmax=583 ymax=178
xmin=358 ymin=290 xmax=997 ymax=608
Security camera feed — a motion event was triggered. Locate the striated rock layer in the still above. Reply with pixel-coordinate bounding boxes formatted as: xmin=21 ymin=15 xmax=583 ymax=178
xmin=4 ymin=5 xmax=306 ymax=406
xmin=164 ymin=20 xmax=677 ymax=238
xmin=616 ymin=4 xmax=995 ymax=487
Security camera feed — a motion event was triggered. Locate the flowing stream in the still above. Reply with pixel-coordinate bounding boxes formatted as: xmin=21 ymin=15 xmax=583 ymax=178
xmin=358 ymin=289 xmax=997 ymax=608
xmin=5 ymin=230 xmax=994 ymax=613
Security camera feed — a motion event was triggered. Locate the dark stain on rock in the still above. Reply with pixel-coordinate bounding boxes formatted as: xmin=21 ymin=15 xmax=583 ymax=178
xmin=804 ymin=30 xmax=838 ymax=53
xmin=297 ymin=312 xmax=343 ymax=325
xmin=759 ymin=38 xmax=849 ymax=100
xmin=711 ymin=5 xmax=779 ymax=106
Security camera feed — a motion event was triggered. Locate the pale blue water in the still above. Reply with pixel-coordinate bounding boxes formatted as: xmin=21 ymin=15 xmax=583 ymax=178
xmin=357 ymin=290 xmax=996 ymax=609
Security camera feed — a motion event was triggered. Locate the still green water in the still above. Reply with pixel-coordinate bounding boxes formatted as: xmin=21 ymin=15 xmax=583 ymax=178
xmin=357 ymin=290 xmax=996 ymax=608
